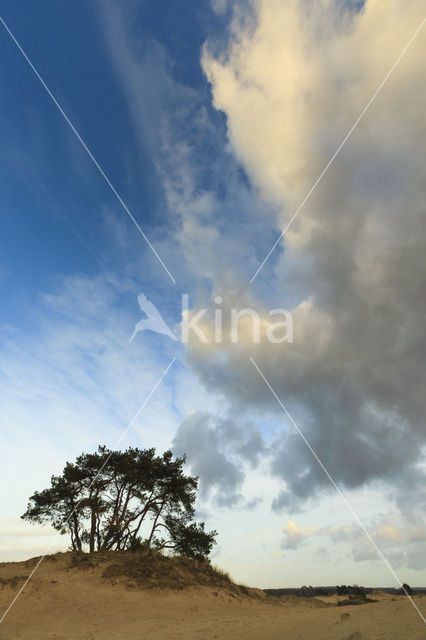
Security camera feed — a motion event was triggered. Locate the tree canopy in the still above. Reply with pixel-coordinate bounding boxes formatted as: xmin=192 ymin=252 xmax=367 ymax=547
xmin=22 ymin=446 xmax=217 ymax=560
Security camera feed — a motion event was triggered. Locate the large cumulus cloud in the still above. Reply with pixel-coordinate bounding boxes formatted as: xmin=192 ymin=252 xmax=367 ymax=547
xmin=176 ymin=0 xmax=426 ymax=511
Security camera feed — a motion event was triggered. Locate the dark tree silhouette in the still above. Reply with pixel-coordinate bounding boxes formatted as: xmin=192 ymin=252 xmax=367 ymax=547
xmin=22 ymin=446 xmax=217 ymax=560
xmin=401 ymin=583 xmax=413 ymax=596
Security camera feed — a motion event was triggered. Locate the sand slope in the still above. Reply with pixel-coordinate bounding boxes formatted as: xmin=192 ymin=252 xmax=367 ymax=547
xmin=0 ymin=553 xmax=425 ymax=639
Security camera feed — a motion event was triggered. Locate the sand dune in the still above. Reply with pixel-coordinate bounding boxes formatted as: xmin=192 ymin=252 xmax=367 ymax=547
xmin=0 ymin=553 xmax=425 ymax=639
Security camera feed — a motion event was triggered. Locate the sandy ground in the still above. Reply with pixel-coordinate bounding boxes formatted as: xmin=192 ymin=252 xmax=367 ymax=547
xmin=1 ymin=556 xmax=426 ymax=639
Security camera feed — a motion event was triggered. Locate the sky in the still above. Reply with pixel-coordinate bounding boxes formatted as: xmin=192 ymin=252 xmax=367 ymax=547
xmin=0 ymin=0 xmax=426 ymax=590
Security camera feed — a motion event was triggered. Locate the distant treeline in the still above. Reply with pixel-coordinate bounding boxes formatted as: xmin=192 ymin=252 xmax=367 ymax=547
xmin=264 ymin=586 xmax=369 ymax=598
xmin=264 ymin=584 xmax=425 ymax=598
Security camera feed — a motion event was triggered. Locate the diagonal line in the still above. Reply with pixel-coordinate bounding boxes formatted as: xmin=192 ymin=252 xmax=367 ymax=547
xmin=250 ymin=356 xmax=426 ymax=625
xmin=0 ymin=356 xmax=175 ymax=626
xmin=250 ymin=15 xmax=426 ymax=283
xmin=0 ymin=16 xmax=176 ymax=285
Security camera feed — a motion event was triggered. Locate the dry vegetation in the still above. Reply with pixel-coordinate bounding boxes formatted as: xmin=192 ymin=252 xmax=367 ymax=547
xmin=66 ymin=548 xmax=262 ymax=596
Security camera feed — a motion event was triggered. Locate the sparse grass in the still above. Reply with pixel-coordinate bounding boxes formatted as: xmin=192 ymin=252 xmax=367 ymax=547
xmin=56 ymin=547 xmax=260 ymax=598
xmin=211 ymin=566 xmax=231 ymax=581
xmin=0 ymin=575 xmax=27 ymax=589
xmin=100 ymin=548 xmax=238 ymax=592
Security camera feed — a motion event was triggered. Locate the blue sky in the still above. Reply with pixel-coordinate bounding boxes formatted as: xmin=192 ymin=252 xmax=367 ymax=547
xmin=1 ymin=0 xmax=426 ymax=590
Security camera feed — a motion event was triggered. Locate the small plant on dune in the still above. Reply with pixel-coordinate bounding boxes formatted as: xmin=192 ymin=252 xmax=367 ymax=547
xmin=22 ymin=445 xmax=217 ymax=560
xmin=212 ymin=566 xmax=231 ymax=581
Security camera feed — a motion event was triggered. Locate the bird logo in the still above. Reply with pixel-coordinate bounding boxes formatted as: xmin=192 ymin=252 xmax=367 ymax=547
xmin=129 ymin=293 xmax=179 ymax=343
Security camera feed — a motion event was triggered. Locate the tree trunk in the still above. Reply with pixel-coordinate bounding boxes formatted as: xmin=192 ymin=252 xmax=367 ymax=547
xmin=72 ymin=512 xmax=82 ymax=551
xmin=89 ymin=505 xmax=96 ymax=553
xmin=147 ymin=500 xmax=165 ymax=545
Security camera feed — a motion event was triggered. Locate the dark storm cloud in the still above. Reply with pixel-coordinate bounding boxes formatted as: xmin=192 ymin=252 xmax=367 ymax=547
xmin=172 ymin=411 xmax=266 ymax=507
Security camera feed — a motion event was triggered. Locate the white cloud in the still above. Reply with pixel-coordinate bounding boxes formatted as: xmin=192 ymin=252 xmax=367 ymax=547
xmin=281 ymin=520 xmax=306 ymax=550
xmin=312 ymin=516 xmax=426 ymax=570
